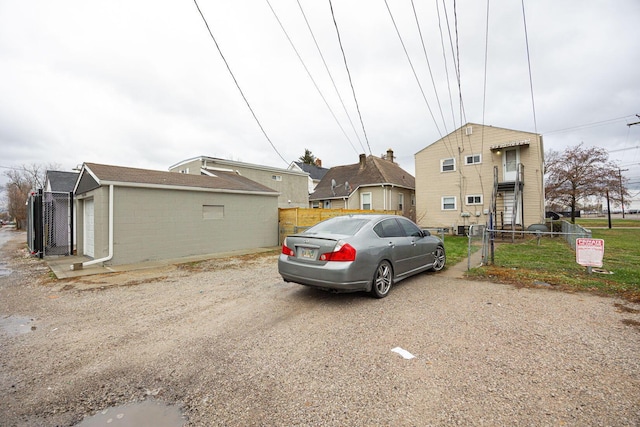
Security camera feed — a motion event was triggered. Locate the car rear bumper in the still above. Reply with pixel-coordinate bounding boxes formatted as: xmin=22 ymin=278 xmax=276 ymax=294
xmin=278 ymin=255 xmax=370 ymax=292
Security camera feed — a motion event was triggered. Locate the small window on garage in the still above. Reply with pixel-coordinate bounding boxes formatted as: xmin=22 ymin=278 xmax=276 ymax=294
xmin=272 ymin=175 xmax=282 ymax=181
xmin=203 ymin=205 xmax=224 ymax=220
xmin=442 ymin=196 xmax=456 ymax=210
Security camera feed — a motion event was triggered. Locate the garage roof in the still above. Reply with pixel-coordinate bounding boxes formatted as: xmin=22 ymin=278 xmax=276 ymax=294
xmin=75 ymin=163 xmax=279 ymax=196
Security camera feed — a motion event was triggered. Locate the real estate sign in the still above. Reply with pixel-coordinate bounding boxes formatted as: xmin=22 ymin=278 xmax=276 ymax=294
xmin=576 ymin=238 xmax=604 ymax=268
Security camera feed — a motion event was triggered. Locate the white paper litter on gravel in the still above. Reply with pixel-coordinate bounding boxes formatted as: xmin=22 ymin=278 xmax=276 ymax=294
xmin=391 ymin=347 xmax=415 ymax=359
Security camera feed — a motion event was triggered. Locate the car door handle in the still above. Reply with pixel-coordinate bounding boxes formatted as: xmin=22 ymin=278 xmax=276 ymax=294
xmin=388 ymin=242 xmax=395 ymax=248
xmin=410 ymin=239 xmax=417 ymax=246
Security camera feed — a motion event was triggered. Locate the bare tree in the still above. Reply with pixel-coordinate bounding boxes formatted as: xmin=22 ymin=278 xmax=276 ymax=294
xmin=545 ymin=143 xmax=629 ymax=222
xmin=3 ymin=163 xmax=61 ymax=229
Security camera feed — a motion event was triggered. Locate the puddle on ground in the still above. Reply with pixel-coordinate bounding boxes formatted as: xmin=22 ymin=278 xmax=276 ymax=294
xmin=0 ymin=259 xmax=12 ymax=276
xmin=75 ymin=400 xmax=186 ymax=427
xmin=0 ymin=315 xmax=35 ymax=336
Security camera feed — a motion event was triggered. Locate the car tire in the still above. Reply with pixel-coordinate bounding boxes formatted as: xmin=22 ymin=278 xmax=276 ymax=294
xmin=430 ymin=245 xmax=446 ymax=272
xmin=371 ymin=260 xmax=393 ymax=298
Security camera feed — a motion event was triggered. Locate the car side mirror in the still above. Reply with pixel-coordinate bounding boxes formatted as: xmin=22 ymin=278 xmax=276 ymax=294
xmin=422 ymin=229 xmax=431 ymax=237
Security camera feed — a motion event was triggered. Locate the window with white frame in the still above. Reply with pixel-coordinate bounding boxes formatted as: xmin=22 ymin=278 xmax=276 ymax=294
xmin=361 ymin=192 xmax=372 ymax=210
xmin=465 ymin=154 xmax=482 ymax=165
xmin=466 ymin=195 xmax=483 ymax=205
xmin=440 ymin=158 xmax=455 ymax=172
xmin=272 ymin=175 xmax=282 ymax=181
xmin=323 ymin=200 xmax=331 ymax=209
xmin=398 ymin=193 xmax=404 ymax=211
xmin=441 ymin=196 xmax=456 ymax=210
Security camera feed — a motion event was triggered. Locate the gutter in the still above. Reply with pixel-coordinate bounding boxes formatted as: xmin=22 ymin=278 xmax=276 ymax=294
xmin=71 ymin=184 xmax=114 ymax=270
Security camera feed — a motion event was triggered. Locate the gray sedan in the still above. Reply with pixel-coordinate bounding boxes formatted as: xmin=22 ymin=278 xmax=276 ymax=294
xmin=278 ymin=214 xmax=446 ymax=298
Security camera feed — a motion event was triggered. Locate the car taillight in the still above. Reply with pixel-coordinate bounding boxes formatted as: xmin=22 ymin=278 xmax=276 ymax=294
xmin=281 ymin=239 xmax=295 ymax=256
xmin=320 ymin=242 xmax=356 ymax=262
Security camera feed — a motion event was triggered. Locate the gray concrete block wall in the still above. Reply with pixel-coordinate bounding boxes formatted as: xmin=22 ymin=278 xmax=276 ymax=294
xmin=108 ymin=186 xmax=278 ymax=265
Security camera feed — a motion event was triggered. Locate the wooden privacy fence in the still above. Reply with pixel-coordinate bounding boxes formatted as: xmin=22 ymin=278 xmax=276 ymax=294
xmin=278 ymin=208 xmax=401 ymax=244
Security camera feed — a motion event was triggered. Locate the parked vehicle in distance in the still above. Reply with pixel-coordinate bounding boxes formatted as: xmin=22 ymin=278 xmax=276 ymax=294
xmin=278 ymin=214 xmax=446 ymax=298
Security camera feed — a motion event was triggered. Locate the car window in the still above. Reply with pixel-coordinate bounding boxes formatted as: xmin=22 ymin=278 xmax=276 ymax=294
xmin=373 ymin=219 xmax=404 ymax=238
xmin=398 ymin=218 xmax=423 ymax=237
xmin=304 ymin=217 xmax=369 ymax=236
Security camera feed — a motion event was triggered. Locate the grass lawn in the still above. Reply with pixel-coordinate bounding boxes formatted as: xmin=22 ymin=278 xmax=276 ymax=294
xmin=465 ymin=220 xmax=640 ymax=302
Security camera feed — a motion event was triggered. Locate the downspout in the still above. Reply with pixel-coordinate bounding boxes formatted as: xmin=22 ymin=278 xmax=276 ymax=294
xmin=72 ymin=185 xmax=114 ymax=269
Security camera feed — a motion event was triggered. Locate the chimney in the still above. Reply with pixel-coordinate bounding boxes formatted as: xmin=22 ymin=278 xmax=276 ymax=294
xmin=359 ymin=153 xmax=366 ymax=169
xmin=386 ymin=148 xmax=395 ymax=163
xmin=315 ymin=158 xmax=322 ymax=168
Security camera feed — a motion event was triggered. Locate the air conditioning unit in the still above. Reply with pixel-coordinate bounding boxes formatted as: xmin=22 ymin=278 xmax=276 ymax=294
xmin=465 ymin=126 xmax=473 ymax=136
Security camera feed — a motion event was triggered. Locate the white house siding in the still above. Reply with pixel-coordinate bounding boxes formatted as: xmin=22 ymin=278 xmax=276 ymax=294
xmin=77 ymin=186 xmax=278 ymax=265
xmin=415 ymin=124 xmax=544 ymax=230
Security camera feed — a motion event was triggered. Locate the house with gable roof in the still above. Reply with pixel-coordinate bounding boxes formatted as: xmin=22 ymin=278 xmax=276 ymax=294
xmin=169 ymin=156 xmax=309 ymax=208
xmin=74 ymin=162 xmax=279 ymax=266
xmin=288 ymin=159 xmax=329 ymax=194
xmin=310 ymin=149 xmax=416 ymax=221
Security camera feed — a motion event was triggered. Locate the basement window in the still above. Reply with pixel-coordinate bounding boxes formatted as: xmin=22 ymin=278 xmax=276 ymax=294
xmin=203 ymin=205 xmax=224 ymax=220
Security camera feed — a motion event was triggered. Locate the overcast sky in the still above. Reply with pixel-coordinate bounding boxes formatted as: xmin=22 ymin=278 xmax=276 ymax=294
xmin=1 ymin=1 xmax=639 ymax=202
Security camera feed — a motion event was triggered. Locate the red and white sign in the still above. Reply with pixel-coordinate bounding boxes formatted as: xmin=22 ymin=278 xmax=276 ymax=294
xmin=576 ymin=238 xmax=605 ymax=268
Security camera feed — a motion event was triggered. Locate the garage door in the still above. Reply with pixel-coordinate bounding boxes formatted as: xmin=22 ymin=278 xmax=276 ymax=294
xmin=84 ymin=199 xmax=94 ymax=257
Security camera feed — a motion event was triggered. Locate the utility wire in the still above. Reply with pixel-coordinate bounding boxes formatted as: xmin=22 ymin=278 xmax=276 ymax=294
xmin=193 ymin=0 xmax=288 ymax=165
xmin=543 ymin=116 xmax=634 ymax=134
xmin=436 ymin=1 xmax=460 ymax=156
xmin=328 ymin=0 xmax=372 ymax=155
xmin=411 ymin=0 xmax=449 ymax=137
xmin=383 ymin=0 xmax=443 ymax=139
xmin=521 ymin=0 xmax=537 ymax=133
xmin=295 ymin=0 xmax=364 ymax=154
xmin=266 ymin=0 xmax=361 ymax=156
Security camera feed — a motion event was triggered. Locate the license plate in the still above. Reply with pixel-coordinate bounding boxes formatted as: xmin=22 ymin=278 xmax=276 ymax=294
xmin=299 ymin=248 xmax=316 ymax=259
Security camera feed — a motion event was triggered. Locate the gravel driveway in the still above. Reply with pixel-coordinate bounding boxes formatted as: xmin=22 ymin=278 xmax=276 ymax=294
xmin=1 ymin=228 xmax=639 ymax=426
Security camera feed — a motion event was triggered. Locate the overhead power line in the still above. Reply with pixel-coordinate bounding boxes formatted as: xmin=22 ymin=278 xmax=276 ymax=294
xmin=328 ymin=0 xmax=371 ymax=155
xmin=543 ymin=115 xmax=633 ymax=135
xmin=521 ymin=0 xmax=537 ymax=133
xmin=296 ymin=0 xmax=364 ymax=154
xmin=193 ymin=0 xmax=288 ymax=165
xmin=266 ymin=0 xmax=361 ymax=156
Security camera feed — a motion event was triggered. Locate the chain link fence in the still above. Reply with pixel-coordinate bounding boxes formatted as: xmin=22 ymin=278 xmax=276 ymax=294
xmin=463 ymin=220 xmax=592 ymax=269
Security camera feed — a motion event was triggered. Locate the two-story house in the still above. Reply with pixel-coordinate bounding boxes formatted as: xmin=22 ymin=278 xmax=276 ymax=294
xmin=310 ymin=149 xmax=416 ymax=221
xmin=415 ymin=123 xmax=545 ymax=234
xmin=169 ymin=156 xmax=309 ymax=208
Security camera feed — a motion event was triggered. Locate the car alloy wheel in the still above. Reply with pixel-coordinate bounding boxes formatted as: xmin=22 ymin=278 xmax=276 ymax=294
xmin=372 ymin=260 xmax=393 ymax=298
xmin=431 ymin=245 xmax=446 ymax=272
